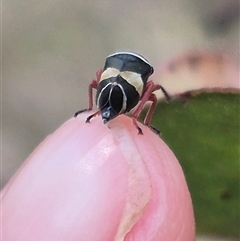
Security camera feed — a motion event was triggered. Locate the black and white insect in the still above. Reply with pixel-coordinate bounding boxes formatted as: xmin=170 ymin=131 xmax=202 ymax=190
xmin=74 ymin=51 xmax=170 ymax=134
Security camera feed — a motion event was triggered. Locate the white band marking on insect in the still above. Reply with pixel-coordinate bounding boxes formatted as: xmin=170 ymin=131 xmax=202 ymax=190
xmin=107 ymin=51 xmax=152 ymax=66
xmin=100 ymin=68 xmax=120 ymax=82
xmin=120 ymin=71 xmax=143 ymax=95
xmin=100 ymin=68 xmax=144 ymax=96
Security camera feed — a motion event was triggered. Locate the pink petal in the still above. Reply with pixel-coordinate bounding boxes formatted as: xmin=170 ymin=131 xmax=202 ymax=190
xmin=1 ymin=112 xmax=195 ymax=241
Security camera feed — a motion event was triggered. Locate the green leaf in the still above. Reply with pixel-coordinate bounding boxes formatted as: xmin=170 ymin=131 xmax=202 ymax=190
xmin=144 ymin=93 xmax=240 ymax=237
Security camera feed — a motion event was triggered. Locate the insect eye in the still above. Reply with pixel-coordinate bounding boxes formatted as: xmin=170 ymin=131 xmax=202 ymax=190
xmin=102 ymin=108 xmax=110 ymax=119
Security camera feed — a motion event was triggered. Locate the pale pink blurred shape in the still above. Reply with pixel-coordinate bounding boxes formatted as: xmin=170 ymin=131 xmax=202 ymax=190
xmin=1 ymin=112 xmax=195 ymax=241
xmin=153 ymin=51 xmax=240 ymax=99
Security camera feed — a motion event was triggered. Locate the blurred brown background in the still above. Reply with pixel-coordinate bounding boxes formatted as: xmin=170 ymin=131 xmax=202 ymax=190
xmin=2 ymin=0 xmax=239 ymax=189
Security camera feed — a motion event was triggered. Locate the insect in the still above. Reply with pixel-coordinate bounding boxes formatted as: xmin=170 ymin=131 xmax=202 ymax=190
xmin=74 ymin=51 xmax=170 ymax=134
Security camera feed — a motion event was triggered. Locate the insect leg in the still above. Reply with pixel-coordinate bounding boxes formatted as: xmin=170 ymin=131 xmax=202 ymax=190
xmin=131 ymin=81 xmax=159 ymax=134
xmin=74 ymin=70 xmax=102 ymax=117
xmin=85 ymin=110 xmax=100 ymax=123
xmin=74 ymin=80 xmax=97 ymax=117
xmin=131 ymin=81 xmax=171 ymax=134
xmin=159 ymin=85 xmax=171 ymax=102
xmin=86 ymin=69 xmax=103 ymax=110
xmin=143 ymin=93 xmax=157 ymax=125
xmin=96 ymin=69 xmax=103 ymax=82
xmin=132 ymin=117 xmax=143 ymax=135
xmin=143 ymin=93 xmax=161 ymax=135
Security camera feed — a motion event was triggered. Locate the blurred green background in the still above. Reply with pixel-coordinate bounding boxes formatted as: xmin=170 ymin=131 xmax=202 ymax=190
xmin=143 ymin=93 xmax=240 ymax=238
xmin=3 ymin=0 xmax=239 ymax=239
